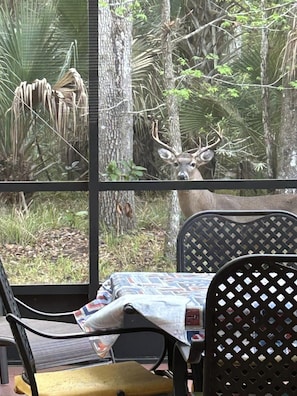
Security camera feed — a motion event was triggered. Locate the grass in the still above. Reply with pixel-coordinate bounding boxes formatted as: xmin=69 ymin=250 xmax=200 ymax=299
xmin=98 ymin=192 xmax=175 ymax=279
xmin=0 ymin=192 xmax=89 ymax=243
xmin=0 ymin=191 xmax=175 ymax=285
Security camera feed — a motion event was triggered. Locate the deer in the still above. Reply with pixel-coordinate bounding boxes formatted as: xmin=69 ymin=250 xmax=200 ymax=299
xmin=152 ymin=121 xmax=297 ymax=218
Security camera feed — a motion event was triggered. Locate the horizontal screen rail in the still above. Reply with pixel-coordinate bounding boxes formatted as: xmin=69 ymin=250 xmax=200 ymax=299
xmin=98 ymin=179 xmax=297 ymax=191
xmin=0 ymin=179 xmax=297 ymax=192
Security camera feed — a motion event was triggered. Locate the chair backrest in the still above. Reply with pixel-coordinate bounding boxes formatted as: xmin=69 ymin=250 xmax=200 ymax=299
xmin=0 ymin=257 xmax=38 ymax=395
xmin=177 ymin=210 xmax=297 ymax=272
xmin=203 ymin=254 xmax=297 ymax=396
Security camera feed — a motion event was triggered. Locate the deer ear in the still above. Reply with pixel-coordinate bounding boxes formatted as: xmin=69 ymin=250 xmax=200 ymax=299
xmin=158 ymin=148 xmax=176 ymax=162
xmin=199 ymin=149 xmax=214 ymax=163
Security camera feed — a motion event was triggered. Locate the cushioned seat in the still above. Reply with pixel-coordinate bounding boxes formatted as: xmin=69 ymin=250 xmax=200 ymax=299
xmin=14 ymin=361 xmax=173 ymax=396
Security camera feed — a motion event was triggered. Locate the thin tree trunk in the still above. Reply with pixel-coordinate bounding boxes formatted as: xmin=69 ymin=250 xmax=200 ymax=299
xmin=278 ymin=15 xmax=297 ymax=192
xmin=161 ymin=0 xmax=182 ymax=261
xmin=260 ymin=0 xmax=274 ymax=179
xmin=98 ymin=1 xmax=135 ymax=233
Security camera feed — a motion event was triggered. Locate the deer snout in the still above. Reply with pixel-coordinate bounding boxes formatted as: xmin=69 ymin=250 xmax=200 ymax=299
xmin=177 ymin=171 xmax=189 ymax=180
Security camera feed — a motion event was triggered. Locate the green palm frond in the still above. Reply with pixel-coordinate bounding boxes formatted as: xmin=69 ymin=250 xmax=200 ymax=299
xmin=55 ymin=0 xmax=88 ymax=77
xmin=0 ymin=0 xmax=63 ymax=83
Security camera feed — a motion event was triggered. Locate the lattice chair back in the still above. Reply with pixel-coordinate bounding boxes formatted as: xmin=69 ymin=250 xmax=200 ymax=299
xmin=0 ymin=258 xmax=38 ymax=395
xmin=203 ymin=254 xmax=297 ymax=396
xmin=177 ymin=210 xmax=297 ymax=272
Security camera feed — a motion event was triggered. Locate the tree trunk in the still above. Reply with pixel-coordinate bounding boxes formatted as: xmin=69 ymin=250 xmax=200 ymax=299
xmin=260 ymin=1 xmax=274 ymax=179
xmin=98 ymin=1 xmax=135 ymax=233
xmin=278 ymin=16 xmax=297 ymax=192
xmin=161 ymin=0 xmax=182 ymax=261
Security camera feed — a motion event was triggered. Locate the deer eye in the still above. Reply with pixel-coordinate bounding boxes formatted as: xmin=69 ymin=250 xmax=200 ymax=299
xmin=173 ymin=161 xmax=179 ymax=167
xmin=190 ymin=162 xmax=196 ymax=168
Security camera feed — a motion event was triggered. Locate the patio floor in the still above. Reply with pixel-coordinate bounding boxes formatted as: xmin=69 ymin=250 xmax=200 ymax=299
xmin=0 ymin=366 xmax=22 ymax=396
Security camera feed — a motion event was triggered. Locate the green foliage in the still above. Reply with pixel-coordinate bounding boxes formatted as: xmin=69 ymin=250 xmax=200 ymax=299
xmin=215 ymin=64 xmax=233 ymax=76
xmin=205 ymin=53 xmax=219 ymax=61
xmin=131 ymin=0 xmax=147 ymax=21
xmin=156 ymin=0 xmax=296 ymax=179
xmin=109 ymin=0 xmax=146 ymax=20
xmin=105 ymin=161 xmax=122 ymax=181
xmin=181 ymin=69 xmax=203 ymax=79
xmin=226 ymin=88 xmax=240 ymax=98
xmin=62 ymin=210 xmax=88 ymax=228
xmin=104 ymin=160 xmax=146 ymax=181
xmin=164 ymin=88 xmax=191 ymax=101
xmin=289 ymin=81 xmax=297 ymax=88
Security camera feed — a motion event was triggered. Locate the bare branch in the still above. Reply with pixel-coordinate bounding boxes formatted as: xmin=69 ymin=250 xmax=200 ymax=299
xmin=172 ymin=15 xmax=227 ymax=44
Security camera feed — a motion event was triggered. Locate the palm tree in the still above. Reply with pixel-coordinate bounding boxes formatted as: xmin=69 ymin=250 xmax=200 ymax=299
xmin=0 ymin=0 xmax=89 ymax=186
xmin=9 ymin=68 xmax=88 ymax=180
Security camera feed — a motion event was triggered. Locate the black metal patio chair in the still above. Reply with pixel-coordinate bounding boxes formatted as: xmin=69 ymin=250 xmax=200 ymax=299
xmin=203 ymin=254 xmax=297 ymax=395
xmin=0 ymin=256 xmax=173 ymax=396
xmin=0 ymin=256 xmax=110 ymax=384
xmin=173 ymin=254 xmax=297 ymax=395
xmin=177 ymin=209 xmax=297 ymax=273
xmin=175 ymin=210 xmax=297 ymax=393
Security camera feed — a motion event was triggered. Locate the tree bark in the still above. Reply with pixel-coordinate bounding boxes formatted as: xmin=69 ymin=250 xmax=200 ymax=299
xmin=278 ymin=15 xmax=297 ymax=192
xmin=260 ymin=0 xmax=274 ymax=179
xmin=161 ymin=0 xmax=182 ymax=261
xmin=98 ymin=1 xmax=135 ymax=233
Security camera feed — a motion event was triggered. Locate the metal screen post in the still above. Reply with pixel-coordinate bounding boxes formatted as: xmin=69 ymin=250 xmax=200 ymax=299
xmin=88 ymin=0 xmax=99 ymax=299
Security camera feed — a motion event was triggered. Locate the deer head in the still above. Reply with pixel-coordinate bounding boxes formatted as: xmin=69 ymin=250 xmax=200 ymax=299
xmin=152 ymin=121 xmax=297 ymax=218
xmin=152 ymin=120 xmax=222 ymax=181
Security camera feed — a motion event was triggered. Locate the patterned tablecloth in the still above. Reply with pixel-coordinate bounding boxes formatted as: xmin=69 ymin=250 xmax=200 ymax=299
xmin=74 ymin=272 xmax=214 ymax=357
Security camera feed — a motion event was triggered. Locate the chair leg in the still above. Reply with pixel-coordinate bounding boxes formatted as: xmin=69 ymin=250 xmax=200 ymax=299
xmin=0 ymin=346 xmax=9 ymax=384
xmin=191 ymin=360 xmax=203 ymax=392
xmin=172 ymin=343 xmax=189 ymax=395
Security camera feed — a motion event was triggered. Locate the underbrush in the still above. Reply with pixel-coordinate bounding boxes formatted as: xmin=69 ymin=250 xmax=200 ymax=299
xmin=0 ymin=191 xmax=174 ymax=284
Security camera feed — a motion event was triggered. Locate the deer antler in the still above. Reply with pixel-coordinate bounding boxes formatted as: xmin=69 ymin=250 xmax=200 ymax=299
xmin=188 ymin=125 xmax=223 ymax=157
xmin=151 ymin=119 xmax=178 ymax=156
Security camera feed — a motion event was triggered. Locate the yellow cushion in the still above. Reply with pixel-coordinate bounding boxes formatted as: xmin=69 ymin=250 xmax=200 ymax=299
xmin=14 ymin=361 xmax=173 ymax=396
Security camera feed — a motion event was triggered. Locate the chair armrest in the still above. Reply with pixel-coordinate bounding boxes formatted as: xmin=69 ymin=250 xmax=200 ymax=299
xmin=15 ymin=298 xmax=74 ymax=319
xmin=6 ymin=313 xmax=168 ymax=340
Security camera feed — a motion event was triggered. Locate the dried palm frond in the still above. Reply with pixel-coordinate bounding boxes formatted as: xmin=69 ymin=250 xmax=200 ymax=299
xmin=9 ymin=68 xmax=88 ymax=163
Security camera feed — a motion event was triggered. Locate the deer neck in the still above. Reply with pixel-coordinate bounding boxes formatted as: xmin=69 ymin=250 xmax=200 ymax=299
xmin=177 ymin=169 xmax=215 ymax=217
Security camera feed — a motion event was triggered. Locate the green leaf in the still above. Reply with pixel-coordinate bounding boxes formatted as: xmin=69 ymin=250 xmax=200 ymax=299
xmin=289 ymin=81 xmax=297 ymax=89
xmin=181 ymin=69 xmax=203 ymax=79
xmin=216 ymin=64 xmax=233 ymax=76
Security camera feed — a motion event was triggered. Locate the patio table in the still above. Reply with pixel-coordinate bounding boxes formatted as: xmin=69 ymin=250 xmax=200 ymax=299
xmin=74 ymin=272 xmax=214 ymax=357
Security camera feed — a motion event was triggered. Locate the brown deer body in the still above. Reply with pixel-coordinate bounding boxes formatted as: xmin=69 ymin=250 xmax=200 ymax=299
xmin=152 ymin=123 xmax=297 ymax=218
xmin=173 ymin=154 xmax=297 ymax=217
